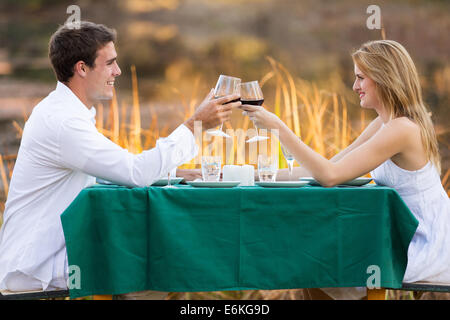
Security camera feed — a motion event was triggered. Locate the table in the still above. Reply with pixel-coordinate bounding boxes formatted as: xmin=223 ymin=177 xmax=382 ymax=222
xmin=61 ymin=184 xmax=418 ymax=299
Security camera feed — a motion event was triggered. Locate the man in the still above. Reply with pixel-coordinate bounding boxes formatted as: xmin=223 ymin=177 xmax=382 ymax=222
xmin=0 ymin=21 xmax=240 ymax=298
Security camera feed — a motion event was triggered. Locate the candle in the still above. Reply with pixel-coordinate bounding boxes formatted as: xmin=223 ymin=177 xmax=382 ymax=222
xmin=242 ymin=165 xmax=255 ymax=186
xmin=223 ymin=165 xmax=255 ymax=186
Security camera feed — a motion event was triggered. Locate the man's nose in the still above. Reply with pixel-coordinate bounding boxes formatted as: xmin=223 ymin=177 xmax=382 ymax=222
xmin=114 ymin=62 xmax=121 ymax=77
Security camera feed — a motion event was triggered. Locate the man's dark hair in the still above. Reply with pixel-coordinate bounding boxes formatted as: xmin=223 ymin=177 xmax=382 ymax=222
xmin=49 ymin=21 xmax=116 ymax=82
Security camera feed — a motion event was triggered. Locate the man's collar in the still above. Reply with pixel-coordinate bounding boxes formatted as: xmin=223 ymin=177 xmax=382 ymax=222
xmin=55 ymin=81 xmax=96 ymax=123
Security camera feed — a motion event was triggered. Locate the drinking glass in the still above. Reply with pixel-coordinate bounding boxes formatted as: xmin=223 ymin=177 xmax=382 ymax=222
xmin=240 ymin=81 xmax=268 ymax=143
xmin=281 ymin=144 xmax=295 ymax=181
xmin=201 ymin=156 xmax=222 ymax=182
xmin=163 ymin=172 xmax=176 ymax=188
xmin=207 ymin=75 xmax=241 ymax=138
xmin=257 ymin=154 xmax=277 ymax=182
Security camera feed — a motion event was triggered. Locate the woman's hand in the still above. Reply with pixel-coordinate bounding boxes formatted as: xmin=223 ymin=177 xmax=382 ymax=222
xmin=239 ymin=104 xmax=283 ymax=130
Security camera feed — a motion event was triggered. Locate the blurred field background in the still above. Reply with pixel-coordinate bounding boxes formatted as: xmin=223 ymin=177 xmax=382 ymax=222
xmin=0 ymin=0 xmax=449 ymax=300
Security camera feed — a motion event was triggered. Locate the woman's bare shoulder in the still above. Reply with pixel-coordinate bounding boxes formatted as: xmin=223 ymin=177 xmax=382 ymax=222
xmin=383 ymin=117 xmax=422 ymax=148
xmin=385 ymin=117 xmax=420 ymax=132
xmin=385 ymin=117 xmax=427 ymax=168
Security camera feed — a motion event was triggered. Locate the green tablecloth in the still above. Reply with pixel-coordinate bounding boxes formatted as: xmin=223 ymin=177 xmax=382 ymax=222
xmin=61 ymin=184 xmax=418 ymax=299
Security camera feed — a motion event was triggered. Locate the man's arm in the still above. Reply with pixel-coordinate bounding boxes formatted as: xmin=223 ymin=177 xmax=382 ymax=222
xmin=57 ymin=89 xmax=242 ymax=186
xmin=58 ymin=116 xmax=197 ymax=187
xmin=176 ymin=168 xmax=201 ymax=181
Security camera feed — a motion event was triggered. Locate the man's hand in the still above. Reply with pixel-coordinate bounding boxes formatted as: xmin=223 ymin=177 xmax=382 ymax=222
xmin=184 ymin=89 xmax=241 ymax=133
xmin=176 ymin=168 xmax=202 ymax=182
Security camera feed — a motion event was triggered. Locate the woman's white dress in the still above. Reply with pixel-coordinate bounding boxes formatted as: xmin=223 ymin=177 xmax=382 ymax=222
xmin=322 ymin=155 xmax=449 ymax=300
xmin=371 ymin=158 xmax=450 ymax=283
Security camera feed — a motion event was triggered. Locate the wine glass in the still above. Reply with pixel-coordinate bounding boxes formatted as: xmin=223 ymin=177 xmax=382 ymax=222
xmin=281 ymin=144 xmax=295 ymax=181
xmin=240 ymin=81 xmax=269 ymax=143
xmin=163 ymin=171 xmax=176 ymax=188
xmin=206 ymin=75 xmax=241 ymax=138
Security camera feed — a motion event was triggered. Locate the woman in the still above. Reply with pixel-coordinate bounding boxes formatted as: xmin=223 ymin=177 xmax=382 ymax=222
xmin=241 ymin=40 xmax=450 ymax=299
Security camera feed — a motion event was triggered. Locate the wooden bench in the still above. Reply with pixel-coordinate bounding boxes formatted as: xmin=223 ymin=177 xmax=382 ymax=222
xmin=2 ymin=282 xmax=449 ymax=300
xmin=368 ymin=282 xmax=450 ymax=300
xmin=0 ymin=289 xmax=112 ymax=300
xmin=0 ymin=289 xmax=69 ymax=300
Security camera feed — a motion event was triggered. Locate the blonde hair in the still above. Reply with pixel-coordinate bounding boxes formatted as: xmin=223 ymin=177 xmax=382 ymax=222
xmin=352 ymin=40 xmax=441 ymax=174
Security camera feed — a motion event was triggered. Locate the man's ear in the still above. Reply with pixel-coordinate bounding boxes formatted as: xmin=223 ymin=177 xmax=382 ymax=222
xmin=74 ymin=61 xmax=87 ymax=78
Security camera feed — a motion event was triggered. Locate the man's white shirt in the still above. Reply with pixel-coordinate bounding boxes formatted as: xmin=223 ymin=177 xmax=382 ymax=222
xmin=0 ymin=82 xmax=198 ymax=291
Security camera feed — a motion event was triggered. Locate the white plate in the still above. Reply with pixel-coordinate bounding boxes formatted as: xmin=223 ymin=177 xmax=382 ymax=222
xmin=151 ymin=177 xmax=184 ymax=186
xmin=96 ymin=178 xmax=115 ymax=185
xmin=256 ymin=181 xmax=309 ymax=188
xmin=338 ymin=177 xmax=373 ymax=186
xmin=299 ymin=177 xmax=373 ymax=186
xmin=186 ymin=181 xmax=240 ymax=188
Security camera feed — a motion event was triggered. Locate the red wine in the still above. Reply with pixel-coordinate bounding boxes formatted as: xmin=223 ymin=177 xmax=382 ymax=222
xmin=215 ymin=97 xmax=241 ymax=104
xmin=226 ymin=98 xmax=241 ymax=104
xmin=241 ymin=99 xmax=264 ymax=106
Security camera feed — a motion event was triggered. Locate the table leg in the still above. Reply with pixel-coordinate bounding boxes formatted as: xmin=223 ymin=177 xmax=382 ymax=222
xmin=92 ymin=294 xmax=113 ymax=300
xmin=366 ymin=288 xmax=386 ymax=300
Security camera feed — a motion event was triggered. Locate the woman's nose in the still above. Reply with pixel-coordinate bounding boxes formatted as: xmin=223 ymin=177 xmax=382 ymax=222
xmin=352 ymin=79 xmax=359 ymax=92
